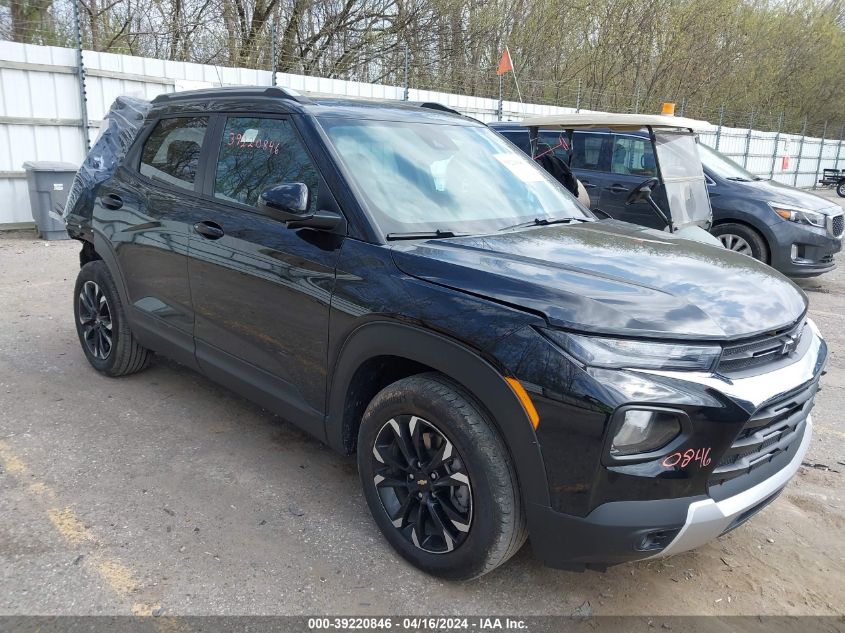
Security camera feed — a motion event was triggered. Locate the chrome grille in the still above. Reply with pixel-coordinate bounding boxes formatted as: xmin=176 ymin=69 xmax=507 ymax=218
xmin=718 ymin=320 xmax=806 ymax=373
xmin=710 ymin=380 xmax=818 ymax=486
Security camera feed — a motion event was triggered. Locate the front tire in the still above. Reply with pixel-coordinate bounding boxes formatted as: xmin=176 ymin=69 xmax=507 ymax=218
xmin=837 ymin=180 xmax=845 ymax=198
xmin=711 ymin=222 xmax=769 ymax=263
xmin=73 ymin=260 xmax=152 ymax=377
xmin=357 ymin=373 xmax=526 ymax=580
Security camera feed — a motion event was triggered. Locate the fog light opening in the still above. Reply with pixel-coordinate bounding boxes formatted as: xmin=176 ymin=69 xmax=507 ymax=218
xmin=791 ymin=243 xmax=816 ymax=264
xmin=636 ymin=528 xmax=681 ymax=552
xmin=610 ymin=409 xmax=682 ymax=457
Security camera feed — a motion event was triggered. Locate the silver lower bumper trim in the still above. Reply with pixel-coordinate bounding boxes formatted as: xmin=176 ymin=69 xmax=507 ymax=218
xmin=654 ymin=414 xmax=813 ymax=558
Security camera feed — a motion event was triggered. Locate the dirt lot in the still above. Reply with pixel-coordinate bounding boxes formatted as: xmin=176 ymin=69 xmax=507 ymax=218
xmin=1 ymin=193 xmax=844 ymax=617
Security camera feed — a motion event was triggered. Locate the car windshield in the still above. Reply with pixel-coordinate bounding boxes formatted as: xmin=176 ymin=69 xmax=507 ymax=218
xmin=697 ymin=142 xmax=761 ymax=181
xmin=319 ymin=117 xmax=590 ymax=237
xmin=653 ymin=129 xmax=713 ymax=227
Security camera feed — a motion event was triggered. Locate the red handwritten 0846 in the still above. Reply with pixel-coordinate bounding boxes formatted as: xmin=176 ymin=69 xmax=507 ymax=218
xmin=661 ymin=447 xmax=712 ymax=469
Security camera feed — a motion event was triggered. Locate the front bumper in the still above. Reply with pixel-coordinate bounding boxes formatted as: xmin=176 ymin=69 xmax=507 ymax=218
xmin=529 ymin=415 xmax=811 ymax=568
xmin=767 ymin=219 xmax=842 ymax=277
xmin=654 ymin=413 xmax=811 ymax=558
xmin=525 ymin=320 xmax=826 ymax=569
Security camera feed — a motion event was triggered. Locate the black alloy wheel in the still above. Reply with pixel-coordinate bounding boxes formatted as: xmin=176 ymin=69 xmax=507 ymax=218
xmin=371 ymin=415 xmax=472 ymax=554
xmin=358 ymin=373 xmax=527 ymax=579
xmin=73 ymin=260 xmax=152 ymax=376
xmin=78 ymin=280 xmax=113 ymax=360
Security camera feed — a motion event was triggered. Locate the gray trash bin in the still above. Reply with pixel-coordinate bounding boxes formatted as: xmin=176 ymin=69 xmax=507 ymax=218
xmin=23 ymin=161 xmax=78 ymax=240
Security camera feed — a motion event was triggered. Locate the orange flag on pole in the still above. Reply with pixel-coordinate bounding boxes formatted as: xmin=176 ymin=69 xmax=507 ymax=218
xmin=497 ymin=48 xmax=513 ymax=75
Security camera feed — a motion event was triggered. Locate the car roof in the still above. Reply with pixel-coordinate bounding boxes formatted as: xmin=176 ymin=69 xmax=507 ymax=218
xmin=150 ymin=86 xmax=480 ymax=125
xmin=492 ymin=112 xmax=711 ymax=131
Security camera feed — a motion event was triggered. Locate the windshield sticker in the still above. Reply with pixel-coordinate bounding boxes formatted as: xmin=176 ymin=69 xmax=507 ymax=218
xmin=493 ymin=153 xmax=545 ymax=182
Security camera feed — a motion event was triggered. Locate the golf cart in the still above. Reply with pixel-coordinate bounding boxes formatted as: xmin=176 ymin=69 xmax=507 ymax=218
xmin=491 ymin=113 xmax=722 ymax=246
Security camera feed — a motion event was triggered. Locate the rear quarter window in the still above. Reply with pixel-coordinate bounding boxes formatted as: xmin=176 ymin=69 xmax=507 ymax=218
xmin=496 ymin=130 xmax=531 ymax=155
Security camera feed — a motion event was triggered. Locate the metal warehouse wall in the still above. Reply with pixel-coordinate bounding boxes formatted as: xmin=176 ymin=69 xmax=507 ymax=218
xmin=1 ymin=41 xmax=843 ymax=226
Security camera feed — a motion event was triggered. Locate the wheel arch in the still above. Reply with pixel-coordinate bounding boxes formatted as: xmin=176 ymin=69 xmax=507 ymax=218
xmin=326 ymin=321 xmax=551 ymax=509
xmin=86 ymin=230 xmax=133 ymax=310
xmin=79 ymin=239 xmax=102 ymax=268
xmin=711 ymin=217 xmax=771 ymax=262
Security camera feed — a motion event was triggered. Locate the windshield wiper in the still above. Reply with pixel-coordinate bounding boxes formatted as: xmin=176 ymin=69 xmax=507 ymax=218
xmin=498 ymin=217 xmax=586 ymax=231
xmin=385 ymin=229 xmax=469 ymax=241
xmin=726 ymin=177 xmax=752 ymax=182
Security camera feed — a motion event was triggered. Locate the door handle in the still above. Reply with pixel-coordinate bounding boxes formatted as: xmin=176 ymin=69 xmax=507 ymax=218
xmin=100 ymin=194 xmax=123 ymax=210
xmin=194 ymin=221 xmax=225 ymax=240
xmin=606 ymin=185 xmax=630 ymax=194
xmin=581 ymin=181 xmax=597 ymax=189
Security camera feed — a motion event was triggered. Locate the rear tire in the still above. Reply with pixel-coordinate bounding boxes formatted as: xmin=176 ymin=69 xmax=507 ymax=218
xmin=357 ymin=373 xmax=527 ymax=580
xmin=73 ymin=260 xmax=152 ymax=377
xmin=836 ymin=180 xmax=845 ymax=198
xmin=711 ymin=222 xmax=769 ymax=263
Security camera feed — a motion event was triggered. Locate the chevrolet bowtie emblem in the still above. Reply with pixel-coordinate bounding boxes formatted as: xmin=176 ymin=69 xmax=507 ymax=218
xmin=416 ymin=479 xmax=428 ymax=486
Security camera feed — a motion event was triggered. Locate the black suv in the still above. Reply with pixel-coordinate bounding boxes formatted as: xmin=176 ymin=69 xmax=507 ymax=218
xmin=65 ymin=87 xmax=826 ymax=579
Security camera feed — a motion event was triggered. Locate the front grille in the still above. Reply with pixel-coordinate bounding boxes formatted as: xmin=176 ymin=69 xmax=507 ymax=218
xmin=709 ymin=380 xmax=818 ymax=486
xmin=718 ymin=320 xmax=806 ymax=373
xmin=830 ymin=214 xmax=845 ymax=237
xmin=831 ymin=213 xmax=844 ymax=238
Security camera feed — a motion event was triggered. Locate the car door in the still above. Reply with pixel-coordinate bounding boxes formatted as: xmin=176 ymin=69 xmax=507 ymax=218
xmin=596 ymin=133 xmax=667 ymax=229
xmin=97 ymin=115 xmax=211 ymax=368
xmin=187 ymin=114 xmax=344 ymax=430
xmin=569 ymin=131 xmax=611 ymax=205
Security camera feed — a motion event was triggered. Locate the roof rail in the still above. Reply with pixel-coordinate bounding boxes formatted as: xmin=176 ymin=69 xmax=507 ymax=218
xmin=410 ymin=102 xmax=463 ymax=117
xmin=152 ymin=86 xmax=300 ymax=104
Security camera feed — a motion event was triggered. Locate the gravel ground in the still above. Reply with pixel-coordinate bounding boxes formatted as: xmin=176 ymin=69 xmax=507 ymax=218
xmin=0 ymin=193 xmax=843 ymax=617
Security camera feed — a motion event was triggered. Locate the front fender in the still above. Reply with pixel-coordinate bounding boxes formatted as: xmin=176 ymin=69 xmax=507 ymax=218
xmin=325 ymin=320 xmax=551 ymax=510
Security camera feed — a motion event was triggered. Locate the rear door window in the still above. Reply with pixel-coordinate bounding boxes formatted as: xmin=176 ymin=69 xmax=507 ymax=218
xmin=139 ymin=117 xmax=208 ymax=190
xmin=610 ymin=134 xmax=657 ymax=177
xmin=570 ymin=132 xmax=608 ymax=171
xmin=213 ymin=116 xmax=319 ymax=210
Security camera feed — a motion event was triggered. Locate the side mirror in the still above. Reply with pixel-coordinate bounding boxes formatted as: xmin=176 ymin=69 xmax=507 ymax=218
xmin=257 ymin=182 xmax=311 ymax=221
xmin=256 ymin=182 xmax=344 ymax=232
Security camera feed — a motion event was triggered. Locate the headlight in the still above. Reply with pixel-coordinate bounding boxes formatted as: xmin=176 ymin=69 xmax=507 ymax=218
xmin=768 ymin=202 xmax=825 ymax=228
xmin=543 ymin=330 xmax=720 ymax=371
xmin=611 ymin=409 xmax=682 ymax=456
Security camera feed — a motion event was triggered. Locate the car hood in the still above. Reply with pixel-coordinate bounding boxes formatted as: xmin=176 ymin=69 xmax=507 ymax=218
xmin=740 ymin=178 xmax=841 ymax=213
xmin=391 ymin=221 xmax=807 ymax=340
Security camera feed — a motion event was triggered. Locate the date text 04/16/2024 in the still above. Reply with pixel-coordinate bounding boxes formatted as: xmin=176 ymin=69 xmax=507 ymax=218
xmin=306 ymin=617 xmax=529 ymax=630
